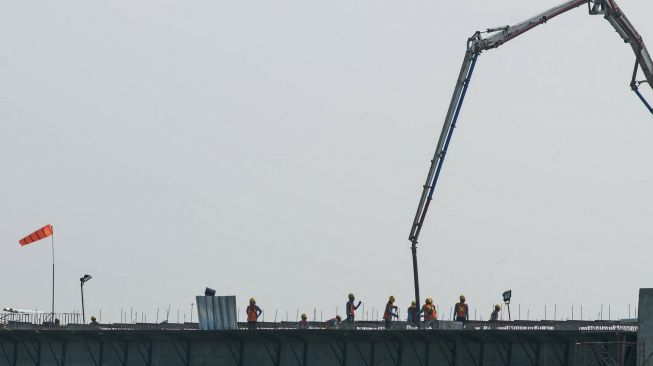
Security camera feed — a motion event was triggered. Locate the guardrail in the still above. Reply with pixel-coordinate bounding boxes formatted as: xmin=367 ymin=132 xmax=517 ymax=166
xmin=1 ymin=319 xmax=638 ymax=332
xmin=0 ymin=312 xmax=80 ymax=326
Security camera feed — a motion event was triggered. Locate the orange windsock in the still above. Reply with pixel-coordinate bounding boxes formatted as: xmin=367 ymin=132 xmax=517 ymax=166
xmin=19 ymin=224 xmax=53 ymax=246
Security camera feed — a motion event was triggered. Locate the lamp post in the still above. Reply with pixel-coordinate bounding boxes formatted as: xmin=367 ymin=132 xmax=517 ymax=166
xmin=80 ymin=274 xmax=92 ymax=324
xmin=503 ymin=290 xmax=512 ymax=321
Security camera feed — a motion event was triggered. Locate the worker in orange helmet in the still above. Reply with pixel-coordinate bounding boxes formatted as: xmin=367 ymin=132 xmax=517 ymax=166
xmin=454 ymin=295 xmax=469 ymax=322
xmin=382 ymin=295 xmax=399 ymax=329
xmin=246 ymin=297 xmax=263 ymax=330
xmin=422 ymin=297 xmax=437 ymax=328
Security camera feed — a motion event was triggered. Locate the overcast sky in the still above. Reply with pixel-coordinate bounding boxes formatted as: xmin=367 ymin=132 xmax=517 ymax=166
xmin=1 ymin=0 xmax=652 ymax=324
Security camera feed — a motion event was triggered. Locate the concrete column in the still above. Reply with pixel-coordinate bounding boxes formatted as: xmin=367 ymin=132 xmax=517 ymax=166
xmin=638 ymin=288 xmax=653 ymax=365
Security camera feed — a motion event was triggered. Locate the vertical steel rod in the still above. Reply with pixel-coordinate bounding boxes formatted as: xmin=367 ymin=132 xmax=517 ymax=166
xmin=81 ymin=282 xmax=86 ymax=323
xmin=51 ymin=234 xmax=55 ymax=321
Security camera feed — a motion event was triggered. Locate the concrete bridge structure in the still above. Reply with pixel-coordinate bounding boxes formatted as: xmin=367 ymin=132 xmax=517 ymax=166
xmin=0 ymin=322 xmax=637 ymax=366
xmin=1 ymin=288 xmax=653 ymax=366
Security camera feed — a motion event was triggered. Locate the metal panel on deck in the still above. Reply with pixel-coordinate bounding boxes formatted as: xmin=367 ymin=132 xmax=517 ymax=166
xmin=206 ymin=296 xmax=215 ymax=329
xmin=196 ymin=295 xmax=237 ymax=330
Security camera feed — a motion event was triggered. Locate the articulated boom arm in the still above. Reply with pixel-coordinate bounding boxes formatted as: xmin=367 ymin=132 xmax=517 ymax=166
xmin=594 ymin=0 xmax=653 ymax=111
xmin=475 ymin=0 xmax=587 ymax=51
xmin=407 ymin=0 xmax=652 ymax=309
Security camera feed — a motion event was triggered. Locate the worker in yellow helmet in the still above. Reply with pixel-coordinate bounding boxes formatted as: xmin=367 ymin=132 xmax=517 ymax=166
xmin=454 ymin=295 xmax=469 ymax=322
xmin=346 ymin=293 xmax=362 ymax=329
xmin=422 ymin=297 xmax=437 ymax=329
xmin=246 ymin=297 xmax=263 ymax=330
xmin=382 ymin=295 xmax=399 ymax=329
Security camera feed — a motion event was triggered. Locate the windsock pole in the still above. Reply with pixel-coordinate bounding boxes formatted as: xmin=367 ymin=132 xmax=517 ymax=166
xmin=51 ymin=233 xmax=55 ymax=320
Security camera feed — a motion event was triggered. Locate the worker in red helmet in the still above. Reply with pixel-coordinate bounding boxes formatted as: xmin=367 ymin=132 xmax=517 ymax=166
xmin=246 ymin=298 xmax=263 ymax=330
xmin=382 ymin=296 xmax=399 ymax=329
xmin=454 ymin=295 xmax=469 ymax=322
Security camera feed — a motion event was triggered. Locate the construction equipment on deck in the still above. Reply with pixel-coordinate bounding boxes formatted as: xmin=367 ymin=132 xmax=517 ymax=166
xmin=408 ymin=0 xmax=653 ymax=310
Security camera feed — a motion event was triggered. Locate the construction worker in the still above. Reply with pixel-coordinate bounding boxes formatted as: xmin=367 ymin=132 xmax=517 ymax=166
xmin=407 ymin=301 xmax=420 ymax=327
xmin=90 ymin=316 xmax=99 ymax=326
xmin=422 ymin=298 xmax=437 ymax=328
xmin=297 ymin=313 xmax=309 ymax=329
xmin=246 ymin=298 xmax=263 ymax=330
xmin=382 ymin=296 xmax=399 ymax=329
xmin=490 ymin=304 xmax=501 ymax=321
xmin=454 ymin=295 xmax=469 ymax=322
xmin=346 ymin=293 xmax=362 ymax=328
xmin=325 ymin=315 xmax=342 ymax=329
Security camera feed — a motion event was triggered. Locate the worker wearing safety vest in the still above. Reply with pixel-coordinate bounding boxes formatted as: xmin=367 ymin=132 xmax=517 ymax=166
xmin=454 ymin=295 xmax=469 ymax=322
xmin=246 ymin=297 xmax=263 ymax=330
xmin=422 ymin=297 xmax=437 ymax=328
xmin=346 ymin=293 xmax=362 ymax=328
xmin=382 ymin=295 xmax=399 ymax=329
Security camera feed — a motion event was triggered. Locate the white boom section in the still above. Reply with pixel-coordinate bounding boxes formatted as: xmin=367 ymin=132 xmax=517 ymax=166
xmin=597 ymin=0 xmax=653 ymax=87
xmin=475 ymin=0 xmax=586 ymax=51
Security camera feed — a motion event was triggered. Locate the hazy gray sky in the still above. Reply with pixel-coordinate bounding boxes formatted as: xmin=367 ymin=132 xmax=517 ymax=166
xmin=1 ymin=0 xmax=651 ymax=323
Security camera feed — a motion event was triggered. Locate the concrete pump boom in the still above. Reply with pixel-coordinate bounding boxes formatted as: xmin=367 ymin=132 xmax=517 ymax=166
xmin=408 ymin=0 xmax=653 ymax=310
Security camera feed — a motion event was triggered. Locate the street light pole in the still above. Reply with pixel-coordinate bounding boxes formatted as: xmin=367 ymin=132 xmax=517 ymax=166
xmin=80 ymin=281 xmax=85 ymax=323
xmin=80 ymin=274 xmax=92 ymax=324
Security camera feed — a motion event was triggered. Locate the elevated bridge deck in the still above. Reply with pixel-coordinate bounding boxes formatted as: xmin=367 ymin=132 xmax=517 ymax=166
xmin=0 ymin=321 xmax=637 ymax=366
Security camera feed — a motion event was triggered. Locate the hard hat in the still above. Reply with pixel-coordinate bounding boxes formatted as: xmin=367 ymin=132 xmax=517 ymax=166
xmin=249 ymin=297 xmax=256 ymax=303
xmin=459 ymin=295 xmax=465 ymax=301
xmin=348 ymin=293 xmax=354 ymax=299
xmin=91 ymin=316 xmax=96 ymax=321
xmin=495 ymin=304 xmax=501 ymax=310
xmin=301 ymin=313 xmax=307 ymax=319
xmin=336 ymin=315 xmax=342 ymax=321
xmin=389 ymin=295 xmax=395 ymax=302
xmin=425 ymin=297 xmax=432 ymax=304
xmin=411 ymin=301 xmax=417 ymax=306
